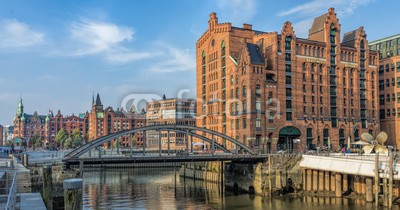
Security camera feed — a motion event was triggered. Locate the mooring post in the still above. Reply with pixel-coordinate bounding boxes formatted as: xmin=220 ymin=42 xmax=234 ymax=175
xmin=186 ymin=130 xmax=189 ymax=156
xmin=43 ymin=164 xmax=53 ymax=210
xmin=268 ymin=152 xmax=272 ymax=197
xmin=211 ymin=134 xmax=215 ymax=155
xmin=79 ymin=160 xmax=84 ymax=178
xmin=63 ymin=179 xmax=83 ymax=210
xmin=318 ymin=170 xmax=324 ymax=192
xmin=375 ymin=152 xmax=379 ymax=207
xmin=130 ymin=133 xmax=133 ymax=156
xmin=312 ymin=170 xmax=318 ymax=192
xmin=158 ymin=129 xmax=162 ymax=157
xmin=306 ymin=169 xmax=312 ymax=191
xmin=342 ymin=174 xmax=348 ymax=192
xmin=167 ymin=131 xmax=170 ymax=155
xmin=383 ymin=178 xmax=388 ymax=207
xmin=324 ymin=171 xmax=330 ymax=191
xmin=389 ymin=150 xmax=393 ymax=208
xmin=366 ymin=177 xmax=373 ymax=202
xmin=190 ymin=135 xmax=193 ymax=153
xmin=23 ymin=154 xmax=29 ymax=167
xmin=335 ymin=173 xmax=342 ymax=198
xmin=220 ymin=161 xmax=224 ymax=196
xmin=143 ymin=130 xmax=146 ymax=156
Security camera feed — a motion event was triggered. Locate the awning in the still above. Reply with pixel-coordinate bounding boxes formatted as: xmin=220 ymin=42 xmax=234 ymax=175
xmin=279 ymin=126 xmax=301 ymax=137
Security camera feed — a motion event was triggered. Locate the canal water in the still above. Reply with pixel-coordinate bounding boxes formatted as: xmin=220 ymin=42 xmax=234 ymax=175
xmin=82 ymin=168 xmax=399 ymax=210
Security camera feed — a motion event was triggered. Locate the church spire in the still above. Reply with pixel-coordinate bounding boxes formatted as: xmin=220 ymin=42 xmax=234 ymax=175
xmin=95 ymin=93 xmax=102 ymax=106
xmin=92 ymin=91 xmax=94 ymax=106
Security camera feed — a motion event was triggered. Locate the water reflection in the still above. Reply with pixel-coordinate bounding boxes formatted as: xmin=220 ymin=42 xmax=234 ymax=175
xmin=82 ymin=168 xmax=399 ymax=210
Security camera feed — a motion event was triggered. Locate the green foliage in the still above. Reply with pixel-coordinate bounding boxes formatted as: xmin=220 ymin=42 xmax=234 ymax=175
xmin=55 ymin=129 xmax=67 ymax=148
xmin=30 ymin=134 xmax=44 ymax=148
xmin=72 ymin=128 xmax=84 ymax=147
xmin=64 ymin=137 xmax=73 ymax=149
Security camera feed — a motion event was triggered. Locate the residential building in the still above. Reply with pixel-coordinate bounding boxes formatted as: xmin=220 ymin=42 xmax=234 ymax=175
xmin=369 ymin=34 xmax=400 ymax=146
xmin=196 ymin=8 xmax=380 ymax=152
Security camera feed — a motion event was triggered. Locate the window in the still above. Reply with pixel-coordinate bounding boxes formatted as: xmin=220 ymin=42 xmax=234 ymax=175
xmin=398 ymin=77 xmax=400 ymax=88
xmin=303 ymin=73 xmax=306 ymax=81
xmin=243 ymin=100 xmax=247 ymax=112
xmin=242 ymin=85 xmax=246 ymax=97
xmin=286 ymin=76 xmax=291 ymax=85
xmin=256 ymin=85 xmax=261 ymax=95
xmin=303 ymin=84 xmax=306 ymax=92
xmin=243 ymin=118 xmax=247 ymax=129
xmin=286 ymin=112 xmax=292 ymax=121
xmin=256 ymin=100 xmax=261 ymax=112
xmin=256 ymin=118 xmax=261 ymax=128
xmin=236 ymin=119 xmax=239 ymax=129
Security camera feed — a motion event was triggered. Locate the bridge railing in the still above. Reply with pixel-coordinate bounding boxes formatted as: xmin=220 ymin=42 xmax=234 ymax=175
xmin=4 ymin=171 xmax=17 ymax=210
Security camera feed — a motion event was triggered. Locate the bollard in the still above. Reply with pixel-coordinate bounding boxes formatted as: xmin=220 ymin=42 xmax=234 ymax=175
xmin=64 ymin=179 xmax=83 ymax=210
xmin=43 ymin=164 xmax=53 ymax=210
xmin=23 ymin=154 xmax=29 ymax=167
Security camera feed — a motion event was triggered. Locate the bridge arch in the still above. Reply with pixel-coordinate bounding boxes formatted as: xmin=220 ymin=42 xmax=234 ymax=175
xmin=64 ymin=124 xmax=255 ymax=159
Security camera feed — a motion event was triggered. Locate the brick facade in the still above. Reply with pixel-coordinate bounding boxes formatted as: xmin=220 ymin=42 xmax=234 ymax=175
xmin=196 ymin=8 xmax=380 ymax=152
xmin=370 ymin=35 xmax=400 ymax=147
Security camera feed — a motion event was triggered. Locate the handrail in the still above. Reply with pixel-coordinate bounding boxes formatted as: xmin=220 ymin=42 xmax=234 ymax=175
xmin=5 ymin=171 xmax=17 ymax=210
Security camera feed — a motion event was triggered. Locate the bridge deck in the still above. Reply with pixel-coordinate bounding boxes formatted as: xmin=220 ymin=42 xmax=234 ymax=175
xmin=63 ymin=154 xmax=267 ymax=166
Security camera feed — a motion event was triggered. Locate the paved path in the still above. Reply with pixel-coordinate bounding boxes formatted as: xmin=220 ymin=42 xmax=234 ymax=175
xmin=19 ymin=193 xmax=46 ymax=210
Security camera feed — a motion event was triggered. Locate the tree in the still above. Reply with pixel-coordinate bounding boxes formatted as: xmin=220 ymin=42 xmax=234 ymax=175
xmin=55 ymin=129 xmax=67 ymax=148
xmin=72 ymin=128 xmax=83 ymax=147
xmin=64 ymin=137 xmax=73 ymax=149
xmin=30 ymin=134 xmax=43 ymax=148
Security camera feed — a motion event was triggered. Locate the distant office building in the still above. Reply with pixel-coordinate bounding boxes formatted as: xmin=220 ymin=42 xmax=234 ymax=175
xmin=369 ymin=34 xmax=400 ymax=146
xmin=146 ymin=96 xmax=196 ymax=150
xmin=196 ymin=8 xmax=380 ymax=152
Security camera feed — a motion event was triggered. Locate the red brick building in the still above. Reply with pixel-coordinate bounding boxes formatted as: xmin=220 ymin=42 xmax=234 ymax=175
xmin=196 ymin=8 xmax=380 ymax=152
xmin=369 ymin=34 xmax=400 ymax=146
xmin=88 ymin=93 xmax=146 ymax=148
xmin=13 ymin=94 xmax=146 ymax=148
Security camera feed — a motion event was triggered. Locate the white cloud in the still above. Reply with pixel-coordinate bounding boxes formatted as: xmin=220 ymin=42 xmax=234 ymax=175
xmin=148 ymin=43 xmax=195 ymax=73
xmin=217 ymin=0 xmax=257 ymax=24
xmin=278 ymin=0 xmax=373 ymax=18
xmin=278 ymin=0 xmax=374 ymax=37
xmin=66 ymin=19 xmax=152 ymax=64
xmin=0 ymin=19 xmax=45 ymax=48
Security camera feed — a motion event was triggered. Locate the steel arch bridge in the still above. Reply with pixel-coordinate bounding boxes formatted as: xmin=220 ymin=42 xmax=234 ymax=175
xmin=64 ymin=124 xmax=255 ymax=160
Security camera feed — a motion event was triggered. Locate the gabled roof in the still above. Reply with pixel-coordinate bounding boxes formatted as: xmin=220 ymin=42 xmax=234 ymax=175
xmin=342 ymin=30 xmax=357 ymax=47
xmin=309 ymin=14 xmax=327 ymax=35
xmin=246 ymin=43 xmax=263 ymax=65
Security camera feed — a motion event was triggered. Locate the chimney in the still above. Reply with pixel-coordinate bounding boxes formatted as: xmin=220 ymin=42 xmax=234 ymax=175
xmin=243 ymin=24 xmax=252 ymax=30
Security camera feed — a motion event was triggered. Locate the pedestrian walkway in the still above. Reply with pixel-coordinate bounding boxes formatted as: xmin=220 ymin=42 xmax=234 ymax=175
xmin=19 ymin=193 xmax=46 ymax=209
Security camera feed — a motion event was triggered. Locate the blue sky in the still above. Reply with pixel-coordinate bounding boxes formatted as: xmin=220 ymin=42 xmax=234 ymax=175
xmin=0 ymin=0 xmax=398 ymax=125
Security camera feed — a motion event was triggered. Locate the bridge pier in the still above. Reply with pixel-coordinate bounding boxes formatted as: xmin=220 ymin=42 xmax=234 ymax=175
xmin=342 ymin=174 xmax=348 ymax=192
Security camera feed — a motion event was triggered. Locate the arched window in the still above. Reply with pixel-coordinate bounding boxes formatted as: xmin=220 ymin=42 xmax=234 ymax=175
xmin=323 ymin=128 xmax=329 ymax=147
xmin=306 ymin=128 xmax=313 ymax=149
xmin=221 ymin=41 xmax=226 ymax=56
xmin=255 ymin=85 xmax=261 ymax=95
xmin=339 ymin=128 xmax=345 ymax=148
xmin=242 ymin=85 xmax=246 ymax=97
